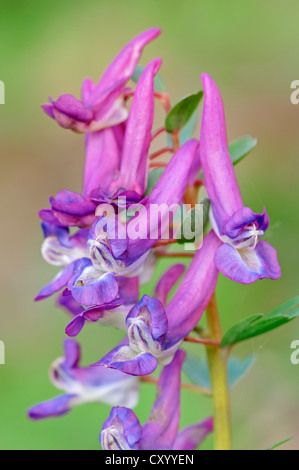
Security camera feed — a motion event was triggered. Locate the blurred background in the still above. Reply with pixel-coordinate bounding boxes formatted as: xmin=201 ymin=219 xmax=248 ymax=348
xmin=0 ymin=0 xmax=298 ymax=450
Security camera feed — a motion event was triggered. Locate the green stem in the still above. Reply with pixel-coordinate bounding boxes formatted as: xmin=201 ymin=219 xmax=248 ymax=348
xmin=206 ymin=294 xmax=232 ymax=450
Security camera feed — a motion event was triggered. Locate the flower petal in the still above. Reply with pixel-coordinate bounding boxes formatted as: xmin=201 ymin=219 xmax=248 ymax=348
xmin=165 ymin=231 xmax=221 ymax=347
xmin=42 ymin=103 xmax=55 ymax=119
xmin=116 ymin=58 xmax=162 ymax=195
xmin=86 ymin=28 xmax=161 ymax=108
xmin=215 ymin=240 xmax=281 ymax=284
xmin=65 ymin=315 xmax=86 ymax=337
xmin=154 ymin=264 xmax=185 ymax=305
xmin=57 ymin=292 xmax=83 ymax=316
xmin=35 ymin=260 xmax=78 ymax=301
xmin=52 ymin=190 xmax=96 ymax=216
xmin=41 ymin=222 xmax=69 ymax=242
xmin=141 ymin=350 xmax=185 ymax=450
xmin=188 ymin=144 xmax=201 ymax=186
xmin=65 ymin=298 xmax=127 ymax=337
xmin=100 ymin=407 xmax=142 ymax=450
xmin=51 ymin=94 xmax=93 ymax=121
xmin=41 ymin=228 xmax=88 ymax=267
xmin=95 ymin=344 xmax=158 ymax=376
xmin=70 ymin=270 xmax=119 ymax=306
xmin=173 ymin=417 xmax=213 ymax=450
xmin=126 ymin=139 xmax=199 ymax=262
xmin=127 ymin=295 xmax=168 ymax=343
xmin=199 ymin=73 xmax=243 ymax=233
xmin=28 ymin=395 xmax=75 ymax=420
xmin=117 ymin=276 xmax=139 ymax=305
xmin=83 ymin=127 xmax=123 ymax=197
xmin=81 ymin=78 xmax=95 ymax=103
xmin=89 ymin=216 xmax=128 ymax=261
xmin=40 ymin=190 xmax=97 ymax=228
xmin=63 ymin=339 xmax=81 ymax=368
xmin=39 ymin=208 xmax=64 ymax=226
xmin=225 ymin=207 xmax=269 ymax=239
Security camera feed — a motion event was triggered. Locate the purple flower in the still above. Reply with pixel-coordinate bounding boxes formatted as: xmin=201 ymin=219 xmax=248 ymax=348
xmin=39 ymin=190 xmax=98 ymax=228
xmin=100 ymin=350 xmax=213 ymax=450
xmin=199 ymin=74 xmax=281 ymax=284
xmin=93 ymin=231 xmax=220 ymax=376
xmin=36 ymin=205 xmax=140 ymax=305
xmin=40 ymin=58 xmax=162 ymax=228
xmin=35 ymin=258 xmax=90 ymax=302
xmin=68 ymin=258 xmax=119 ymax=306
xmin=154 ymin=263 xmax=185 ymax=304
xmin=36 ymin=59 xmax=165 ymax=305
xmin=35 ymin=223 xmax=104 ymax=303
xmin=40 ymin=222 xmax=89 ymax=266
xmin=63 ymin=277 xmax=139 ymax=337
xmin=36 ymin=252 xmax=137 ymax=311
xmin=59 ymin=138 xmax=198 ymax=311
xmin=125 ymin=138 xmax=199 ymax=263
xmin=28 ymin=339 xmax=140 ymax=420
xmin=109 ymin=58 xmax=162 ymax=196
xmin=35 ymin=213 xmax=145 ymax=307
xmin=85 ymin=56 xmax=162 ymax=199
xmin=42 ymin=29 xmax=161 ymax=133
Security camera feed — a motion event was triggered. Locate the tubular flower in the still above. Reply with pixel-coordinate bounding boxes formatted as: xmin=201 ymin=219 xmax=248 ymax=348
xmin=36 ymin=59 xmax=164 ymax=305
xmin=93 ymin=231 xmax=220 ymax=376
xmin=37 ymin=63 xmax=197 ymax=314
xmin=63 ymin=264 xmax=181 ymax=338
xmin=42 ymin=28 xmax=161 ymax=133
xmin=199 ymin=73 xmax=281 ymax=284
xmin=100 ymin=351 xmax=213 ymax=450
xmin=34 ymin=213 xmax=145 ymax=307
xmin=36 ymin=138 xmax=198 ymax=309
xmin=40 ymin=58 xmax=162 ymax=228
xmin=28 ymin=340 xmax=140 ymax=420
xmin=40 ymin=222 xmax=89 ymax=266
xmin=62 ymin=277 xmax=139 ymax=337
xmin=35 ymin=222 xmax=90 ymax=302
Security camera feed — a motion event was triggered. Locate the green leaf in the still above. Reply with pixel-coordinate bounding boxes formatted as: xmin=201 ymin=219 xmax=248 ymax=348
xmin=267 ymin=436 xmax=293 ymax=450
xmin=165 ymin=91 xmax=203 ymax=133
xmin=131 ymin=65 xmax=165 ymax=93
xmin=144 ymin=167 xmax=164 ymax=196
xmin=222 ymin=296 xmax=299 ymax=347
xmin=183 ymin=354 xmax=255 ymax=391
xmin=166 ymin=109 xmax=198 ymax=148
xmin=228 ymin=136 xmax=258 ymax=165
xmin=221 ymin=314 xmax=263 ymax=347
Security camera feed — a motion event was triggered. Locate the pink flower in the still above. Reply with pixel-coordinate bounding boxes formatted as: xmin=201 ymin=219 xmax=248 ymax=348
xmin=42 ymin=28 xmax=161 ymax=133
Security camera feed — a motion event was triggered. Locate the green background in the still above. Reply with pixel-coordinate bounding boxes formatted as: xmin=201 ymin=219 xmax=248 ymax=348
xmin=0 ymin=0 xmax=298 ymax=450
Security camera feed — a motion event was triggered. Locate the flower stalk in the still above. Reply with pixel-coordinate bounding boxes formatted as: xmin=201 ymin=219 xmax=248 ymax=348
xmin=206 ymin=294 xmax=232 ymax=450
